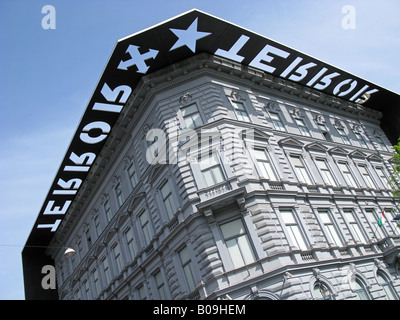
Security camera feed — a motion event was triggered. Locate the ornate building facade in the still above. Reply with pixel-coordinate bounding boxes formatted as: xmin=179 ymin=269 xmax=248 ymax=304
xmin=23 ymin=10 xmax=400 ymax=300
xmin=47 ymin=53 xmax=400 ymax=300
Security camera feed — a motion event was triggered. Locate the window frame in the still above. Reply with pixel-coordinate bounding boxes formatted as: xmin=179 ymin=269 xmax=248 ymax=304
xmin=231 ymin=100 xmax=251 ymax=122
xmin=138 ymin=210 xmax=154 ymax=248
xmin=294 ymin=117 xmax=311 ymax=137
xmin=343 ymin=209 xmax=367 ymax=244
xmin=124 ymin=226 xmax=137 ymax=262
xmin=268 ymin=111 xmax=286 ymax=131
xmin=316 ymin=121 xmax=332 ymax=142
xmin=114 ymin=181 xmax=124 ymax=207
xmin=127 ymin=162 xmax=139 ymax=190
xmin=336 ymin=126 xmax=351 ymax=145
xmin=103 ymin=197 xmax=113 ymax=223
xmin=314 ymin=158 xmax=337 ymax=186
xmin=289 ymin=154 xmax=313 ymax=185
xmin=316 ymin=209 xmax=343 ymax=247
xmin=376 ymin=271 xmax=398 ymax=300
xmin=153 ymin=269 xmax=168 ymax=300
xmin=197 ymin=150 xmax=227 ymax=188
xmin=219 ymin=218 xmax=257 ymax=269
xmin=337 ymin=161 xmax=358 ymax=188
xmin=180 ymin=103 xmax=204 ymax=129
xmin=159 ymin=179 xmax=178 ymax=220
xmin=356 ymin=163 xmax=376 ymax=189
xmin=178 ymin=245 xmax=197 ymax=293
xmin=279 ymin=208 xmax=308 ymax=251
xmin=252 ymin=147 xmax=278 ymax=181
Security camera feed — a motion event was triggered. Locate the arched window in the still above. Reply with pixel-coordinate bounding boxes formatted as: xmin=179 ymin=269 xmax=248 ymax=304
xmin=377 ymin=271 xmax=397 ymax=300
xmin=312 ymin=281 xmax=333 ymax=300
xmin=353 ymin=277 xmax=370 ymax=300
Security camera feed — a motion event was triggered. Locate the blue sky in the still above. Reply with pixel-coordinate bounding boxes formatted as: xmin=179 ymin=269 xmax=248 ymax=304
xmin=0 ymin=0 xmax=399 ymax=300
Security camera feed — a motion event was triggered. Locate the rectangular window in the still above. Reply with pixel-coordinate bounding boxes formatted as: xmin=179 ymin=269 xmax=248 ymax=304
xmin=112 ymin=243 xmax=123 ymax=274
xmin=160 ymin=181 xmax=177 ymax=219
xmin=104 ymin=199 xmax=113 ymax=222
xmin=254 ymin=148 xmax=277 ymax=180
xmin=137 ymin=284 xmax=146 ymax=300
xmin=295 ymin=118 xmax=311 ymax=137
xmin=115 ymin=182 xmax=124 ymax=207
xmin=338 ymin=162 xmax=357 ymax=187
xmin=198 ymin=152 xmax=225 ymax=187
xmin=290 ymin=155 xmax=313 ymax=185
xmin=139 ymin=210 xmax=154 ymax=246
xmin=231 ymin=101 xmax=250 ymax=122
xmin=317 ymin=209 xmax=343 ymax=247
xmin=220 ymin=219 xmax=256 ymax=269
xmin=336 ymin=127 xmax=350 ymax=145
xmin=317 ymin=123 xmax=332 ymax=141
xmin=181 ymin=103 xmax=203 ymax=129
xmin=85 ymin=229 xmax=92 ymax=249
xmin=315 ymin=159 xmax=336 ymax=186
xmin=154 ymin=270 xmax=167 ymax=299
xmin=280 ymin=209 xmax=308 ymax=250
xmin=354 ymin=131 xmax=368 ymax=148
xmin=128 ymin=163 xmax=138 ymax=190
xmin=269 ymin=112 xmax=285 ymax=131
xmin=343 ymin=209 xmax=366 ymax=243
xmin=357 ymin=164 xmax=375 ymax=188
xmin=94 ymin=215 xmax=102 ymax=237
xmin=84 ymin=279 xmax=90 ymax=299
xmin=365 ymin=209 xmax=385 ymax=239
xmin=102 ymin=257 xmax=111 ymax=287
xmin=178 ymin=246 xmax=197 ymax=292
xmin=375 ymin=167 xmax=389 ymax=187
xmin=375 ymin=136 xmax=389 ymax=151
xmin=125 ymin=227 xmax=136 ymax=261
xmin=92 ymin=269 xmax=101 ymax=297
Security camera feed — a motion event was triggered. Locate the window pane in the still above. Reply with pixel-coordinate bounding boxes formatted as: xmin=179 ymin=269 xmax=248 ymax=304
xmin=327 ymin=225 xmax=343 ymax=247
xmin=290 ymin=225 xmax=308 ymax=250
xmin=281 ymin=210 xmax=296 ymax=224
xmin=181 ymin=104 xmax=197 ymax=116
xmin=182 ymin=104 xmax=203 ymax=129
xmin=295 ymin=118 xmax=310 ymax=136
xmin=358 ymin=165 xmax=375 ymax=188
xmin=316 ymin=159 xmax=336 ymax=185
xmin=161 ymin=181 xmax=177 ymax=218
xmin=254 ymin=149 xmax=277 ymax=180
xmin=183 ymin=264 xmax=197 ymax=292
xmin=221 ymin=219 xmax=256 ymax=269
xmin=232 ymin=101 xmax=250 ymax=122
xmin=199 ymin=153 xmax=225 ymax=186
xmin=344 ymin=210 xmax=366 ymax=243
xmin=269 ymin=112 xmax=285 ymax=131
xmin=226 ymin=239 xmax=245 ymax=268
xmin=128 ymin=163 xmax=138 ymax=189
xmin=339 ymin=162 xmax=357 ymax=187
xmin=290 ymin=155 xmax=312 ymax=184
xmin=179 ymin=246 xmax=190 ymax=264
xmin=237 ymin=235 xmax=256 ymax=264
xmin=139 ymin=211 xmax=153 ymax=245
xmin=220 ymin=219 xmax=245 ymax=239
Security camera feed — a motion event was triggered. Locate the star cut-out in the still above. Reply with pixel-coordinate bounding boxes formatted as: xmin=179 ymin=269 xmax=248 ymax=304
xmin=169 ymin=17 xmax=211 ymax=53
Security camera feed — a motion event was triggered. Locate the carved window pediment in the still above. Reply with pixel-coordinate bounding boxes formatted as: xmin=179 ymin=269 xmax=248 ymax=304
xmin=278 ymin=137 xmax=304 ymax=149
xmin=305 ymin=142 xmax=328 ymax=153
xmin=349 ymin=150 xmax=367 ymax=159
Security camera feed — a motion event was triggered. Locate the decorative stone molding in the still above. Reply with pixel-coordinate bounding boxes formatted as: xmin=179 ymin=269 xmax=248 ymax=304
xmin=179 ymin=92 xmax=192 ymax=105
